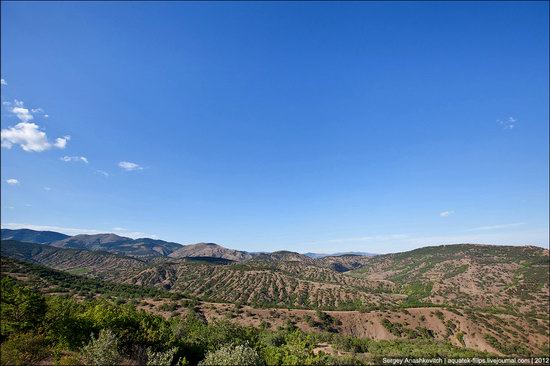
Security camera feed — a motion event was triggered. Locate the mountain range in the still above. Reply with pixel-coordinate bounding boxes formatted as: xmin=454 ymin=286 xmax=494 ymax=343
xmin=1 ymin=228 xmax=548 ymax=357
xmin=0 ymin=228 xmax=376 ymax=260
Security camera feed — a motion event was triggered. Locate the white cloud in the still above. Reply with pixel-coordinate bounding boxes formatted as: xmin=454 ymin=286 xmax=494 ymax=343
xmin=467 ymin=222 xmax=526 ymax=231
xmin=44 ymin=186 xmax=52 ymax=191
xmin=118 ymin=161 xmax=143 ymax=171
xmin=95 ymin=170 xmax=109 ymax=177
xmin=439 ymin=210 xmax=454 ymax=217
xmin=1 ymin=122 xmax=69 ymax=152
xmin=498 ymin=117 xmax=517 ymax=130
xmin=60 ymin=155 xmax=88 ymax=164
xmin=1 ymin=79 xmax=7 ymax=86
xmin=54 ymin=136 xmax=70 ymax=149
xmin=3 ymin=100 xmax=49 ymax=122
xmin=12 ymin=106 xmax=33 ymax=122
xmin=6 ymin=179 xmax=19 ymax=185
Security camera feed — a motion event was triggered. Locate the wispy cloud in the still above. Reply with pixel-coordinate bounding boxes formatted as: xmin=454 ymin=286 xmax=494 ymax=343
xmin=6 ymin=179 xmax=19 ymax=185
xmin=95 ymin=170 xmax=109 ymax=177
xmin=1 ymin=79 xmax=7 ymax=86
xmin=2 ymin=223 xmax=104 ymax=236
xmin=60 ymin=156 xmax=88 ymax=164
xmin=305 ymin=228 xmax=547 ymax=254
xmin=1 ymin=222 xmax=155 ymax=239
xmin=327 ymin=234 xmax=408 ymax=243
xmin=467 ymin=222 xmax=526 ymax=231
xmin=118 ymin=161 xmax=143 ymax=171
xmin=439 ymin=210 xmax=454 ymax=217
xmin=498 ymin=117 xmax=517 ymax=130
xmin=11 ymin=100 xmax=34 ymax=122
xmin=44 ymin=186 xmax=52 ymax=191
xmin=3 ymin=100 xmax=48 ymax=121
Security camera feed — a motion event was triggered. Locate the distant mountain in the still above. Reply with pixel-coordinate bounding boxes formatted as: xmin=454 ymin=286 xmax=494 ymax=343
xmin=304 ymin=251 xmax=377 ymax=259
xmin=1 ymin=228 xmax=70 ymax=244
xmin=169 ymin=242 xmax=252 ymax=261
xmin=316 ymin=254 xmax=374 ymax=272
xmin=252 ymin=250 xmax=314 ymax=263
xmin=49 ymin=234 xmax=182 ymax=257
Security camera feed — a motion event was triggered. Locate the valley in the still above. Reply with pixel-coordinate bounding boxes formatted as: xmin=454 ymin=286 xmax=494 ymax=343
xmin=1 ymin=228 xmax=549 ymax=363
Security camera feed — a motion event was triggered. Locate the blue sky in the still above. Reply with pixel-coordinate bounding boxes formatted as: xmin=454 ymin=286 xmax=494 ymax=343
xmin=1 ymin=2 xmax=548 ymax=253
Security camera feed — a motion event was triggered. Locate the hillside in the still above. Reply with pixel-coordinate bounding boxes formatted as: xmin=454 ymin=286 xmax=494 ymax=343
xmin=1 ymin=245 xmax=549 ymax=357
xmin=0 ymin=240 xmax=394 ymax=309
xmin=1 ymin=237 xmax=548 ymax=357
xmin=1 ymin=228 xmax=69 ymax=243
xmin=49 ymin=234 xmax=183 ymax=257
xmin=304 ymin=251 xmax=376 ymax=259
xmin=347 ymin=244 xmax=550 ymax=318
xmin=169 ymin=242 xmax=252 ymax=261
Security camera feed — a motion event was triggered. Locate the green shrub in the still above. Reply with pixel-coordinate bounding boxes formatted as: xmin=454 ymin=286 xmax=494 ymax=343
xmin=199 ymin=343 xmax=263 ymax=366
xmin=81 ymin=329 xmax=120 ymax=366
xmin=58 ymin=353 xmax=83 ymax=365
xmin=146 ymin=346 xmax=178 ymax=366
xmin=0 ymin=333 xmax=49 ymax=365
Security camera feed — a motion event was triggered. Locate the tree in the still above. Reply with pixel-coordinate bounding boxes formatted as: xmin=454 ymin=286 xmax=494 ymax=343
xmin=0 ymin=276 xmax=46 ymax=337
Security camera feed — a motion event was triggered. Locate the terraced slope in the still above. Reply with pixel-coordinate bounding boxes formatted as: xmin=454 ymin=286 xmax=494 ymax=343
xmin=2 ymin=255 xmax=548 ymax=357
xmin=127 ymin=261 xmax=398 ymax=309
xmin=0 ymin=240 xmax=395 ymax=309
xmin=1 ymin=240 xmax=150 ymax=280
xmin=348 ymin=244 xmax=550 ymax=318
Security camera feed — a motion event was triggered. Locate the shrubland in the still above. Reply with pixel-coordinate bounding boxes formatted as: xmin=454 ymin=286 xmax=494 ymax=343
xmin=0 ymin=275 xmax=496 ymax=365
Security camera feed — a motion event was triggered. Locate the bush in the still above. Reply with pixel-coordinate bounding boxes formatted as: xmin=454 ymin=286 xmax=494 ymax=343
xmin=0 ymin=333 xmax=49 ymax=365
xmin=199 ymin=343 xmax=263 ymax=366
xmin=146 ymin=346 xmax=178 ymax=366
xmin=58 ymin=353 xmax=83 ymax=365
xmin=80 ymin=329 xmax=120 ymax=366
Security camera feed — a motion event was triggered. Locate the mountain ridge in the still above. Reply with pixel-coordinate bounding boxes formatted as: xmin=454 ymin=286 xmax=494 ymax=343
xmin=1 ymin=228 xmax=70 ymax=244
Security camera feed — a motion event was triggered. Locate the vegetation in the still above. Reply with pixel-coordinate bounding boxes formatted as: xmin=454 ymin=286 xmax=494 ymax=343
xmin=0 ymin=275 xmax=501 ymax=365
xmin=1 ymin=240 xmax=548 ymax=363
xmin=199 ymin=344 xmax=262 ymax=366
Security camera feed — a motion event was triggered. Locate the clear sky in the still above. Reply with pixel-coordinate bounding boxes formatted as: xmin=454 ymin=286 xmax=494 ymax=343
xmin=1 ymin=2 xmax=548 ymax=254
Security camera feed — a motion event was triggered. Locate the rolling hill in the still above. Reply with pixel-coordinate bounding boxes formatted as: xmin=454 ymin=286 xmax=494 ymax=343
xmin=48 ymin=234 xmax=183 ymax=257
xmin=1 ymin=230 xmax=548 ymax=357
xmin=1 ymin=228 xmax=70 ymax=243
xmin=169 ymin=242 xmax=253 ymax=261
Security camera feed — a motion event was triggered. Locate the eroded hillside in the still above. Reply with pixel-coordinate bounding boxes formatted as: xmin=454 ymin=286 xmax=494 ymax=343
xmin=1 ymin=239 xmax=548 ymax=357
